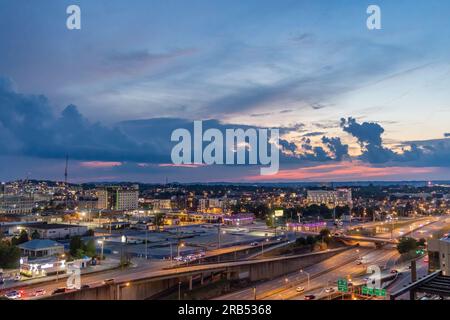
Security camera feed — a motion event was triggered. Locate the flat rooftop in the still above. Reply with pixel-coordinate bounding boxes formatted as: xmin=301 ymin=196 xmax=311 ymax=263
xmin=29 ymin=223 xmax=85 ymax=230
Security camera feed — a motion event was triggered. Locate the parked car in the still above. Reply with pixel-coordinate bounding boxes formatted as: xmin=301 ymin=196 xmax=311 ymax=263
xmin=5 ymin=290 xmax=21 ymax=299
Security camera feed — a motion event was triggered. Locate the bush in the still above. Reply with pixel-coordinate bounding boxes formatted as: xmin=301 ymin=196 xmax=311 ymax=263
xmin=397 ymin=237 xmax=418 ymax=254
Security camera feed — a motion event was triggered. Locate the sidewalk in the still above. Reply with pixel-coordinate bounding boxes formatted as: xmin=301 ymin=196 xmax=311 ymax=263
xmin=0 ymin=258 xmax=120 ymax=291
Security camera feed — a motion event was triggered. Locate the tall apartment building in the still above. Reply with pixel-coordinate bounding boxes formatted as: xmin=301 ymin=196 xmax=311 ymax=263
xmin=198 ymin=198 xmax=225 ymax=213
xmin=0 ymin=194 xmax=35 ymax=214
xmin=307 ymin=189 xmax=352 ymax=208
xmin=96 ymin=186 xmax=139 ymax=211
xmin=152 ymin=199 xmax=172 ymax=210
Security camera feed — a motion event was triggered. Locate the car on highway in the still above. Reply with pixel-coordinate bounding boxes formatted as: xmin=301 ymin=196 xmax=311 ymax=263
xmin=325 ymin=287 xmax=335 ymax=293
xmin=52 ymin=288 xmax=68 ymax=295
xmin=32 ymin=289 xmax=46 ymax=297
xmin=304 ymin=294 xmax=316 ymax=300
xmin=4 ymin=290 xmax=21 ymax=299
xmin=103 ymin=278 xmax=115 ymax=285
xmin=296 ymin=286 xmax=305 ymax=293
xmin=390 ymin=269 xmax=399 ymax=274
xmin=250 ymin=242 xmax=259 ymax=246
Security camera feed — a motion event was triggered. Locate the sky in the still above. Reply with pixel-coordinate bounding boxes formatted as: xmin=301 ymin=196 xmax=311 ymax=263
xmin=0 ymin=0 xmax=449 ymax=183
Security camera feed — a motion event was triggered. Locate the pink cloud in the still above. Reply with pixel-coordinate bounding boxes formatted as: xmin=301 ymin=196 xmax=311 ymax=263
xmin=158 ymin=163 xmax=208 ymax=168
xmin=245 ymin=161 xmax=438 ymax=182
xmin=80 ymin=161 xmax=123 ymax=168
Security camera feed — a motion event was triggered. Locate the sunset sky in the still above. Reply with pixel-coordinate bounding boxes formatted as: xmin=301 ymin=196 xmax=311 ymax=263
xmin=0 ymin=0 xmax=449 ymax=183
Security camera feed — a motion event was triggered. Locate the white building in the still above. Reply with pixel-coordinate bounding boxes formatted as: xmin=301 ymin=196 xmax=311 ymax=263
xmin=18 ymin=239 xmax=65 ymax=258
xmin=0 ymin=195 xmax=34 ymax=214
xmin=26 ymin=223 xmax=88 ymax=239
xmin=96 ymin=186 xmax=139 ymax=211
xmin=198 ymin=198 xmax=225 ymax=212
xmin=307 ymin=189 xmax=352 ymax=207
xmin=152 ymin=199 xmax=172 ymax=210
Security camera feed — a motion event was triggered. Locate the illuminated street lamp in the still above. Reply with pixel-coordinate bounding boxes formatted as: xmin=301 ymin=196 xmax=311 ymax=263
xmin=56 ymin=253 xmax=66 ymax=281
xmin=300 ymin=269 xmax=310 ymax=289
xmin=121 ymin=235 xmax=127 ymax=269
xmin=178 ymin=242 xmax=185 ymax=257
xmin=97 ymin=239 xmax=105 ymax=264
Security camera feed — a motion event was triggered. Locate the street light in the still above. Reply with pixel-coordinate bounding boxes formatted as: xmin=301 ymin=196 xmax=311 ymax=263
xmin=300 ymin=269 xmax=310 ymax=289
xmin=261 ymin=238 xmax=269 ymax=255
xmin=56 ymin=253 xmax=66 ymax=282
xmin=121 ymin=235 xmax=127 ymax=269
xmin=178 ymin=242 xmax=185 ymax=257
xmin=97 ymin=239 xmax=105 ymax=264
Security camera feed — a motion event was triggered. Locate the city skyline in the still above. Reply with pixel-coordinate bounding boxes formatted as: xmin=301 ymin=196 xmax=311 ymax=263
xmin=0 ymin=0 xmax=449 ymax=182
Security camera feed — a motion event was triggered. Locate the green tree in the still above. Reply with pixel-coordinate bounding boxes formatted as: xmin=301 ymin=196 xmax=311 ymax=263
xmin=306 ymin=235 xmax=317 ymax=247
xmin=11 ymin=230 xmax=29 ymax=246
xmin=296 ymin=237 xmax=306 ymax=246
xmin=85 ymin=239 xmax=96 ymax=257
xmin=397 ymin=237 xmax=418 ymax=254
xmin=154 ymin=213 xmax=165 ymax=231
xmin=31 ymin=230 xmax=41 ymax=240
xmin=69 ymin=236 xmax=84 ymax=257
xmin=417 ymin=238 xmax=427 ymax=247
xmin=0 ymin=241 xmax=21 ymax=269
xmin=319 ymin=228 xmax=332 ymax=244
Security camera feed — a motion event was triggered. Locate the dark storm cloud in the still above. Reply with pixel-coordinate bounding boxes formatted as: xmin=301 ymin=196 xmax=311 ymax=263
xmin=0 ymin=78 xmax=168 ymax=163
xmin=279 ymin=139 xmax=297 ymax=154
xmin=321 ymin=136 xmax=349 ymax=161
xmin=340 ymin=117 xmax=450 ymax=167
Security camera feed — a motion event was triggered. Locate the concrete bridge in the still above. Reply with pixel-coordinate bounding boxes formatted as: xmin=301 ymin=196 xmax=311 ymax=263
xmin=43 ymin=247 xmax=351 ymax=300
xmin=334 ymin=235 xmax=398 ymax=245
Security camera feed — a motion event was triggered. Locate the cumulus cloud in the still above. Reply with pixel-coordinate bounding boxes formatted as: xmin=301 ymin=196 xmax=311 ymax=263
xmin=0 ymin=77 xmax=167 ymax=163
xmin=340 ymin=117 xmax=450 ymax=167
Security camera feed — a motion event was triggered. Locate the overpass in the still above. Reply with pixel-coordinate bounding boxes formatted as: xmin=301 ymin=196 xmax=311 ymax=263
xmin=334 ymin=235 xmax=398 ymax=245
xmin=43 ymin=247 xmax=351 ymax=300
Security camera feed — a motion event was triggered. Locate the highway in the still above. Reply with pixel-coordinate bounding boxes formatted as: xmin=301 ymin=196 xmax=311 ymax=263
xmin=4 ymin=215 xmax=448 ymax=300
xmin=7 ymin=247 xmax=348 ymax=300
xmin=217 ymin=215 xmax=449 ymax=301
xmin=216 ymin=247 xmax=373 ymax=300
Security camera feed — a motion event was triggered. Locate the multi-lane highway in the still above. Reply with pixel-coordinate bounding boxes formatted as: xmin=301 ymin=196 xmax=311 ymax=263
xmin=3 ymin=215 xmax=449 ymax=300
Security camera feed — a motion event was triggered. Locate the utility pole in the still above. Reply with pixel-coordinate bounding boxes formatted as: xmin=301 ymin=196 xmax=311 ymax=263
xmin=64 ymin=154 xmax=68 ymax=185
xmin=145 ymin=228 xmax=148 ymax=259
xmin=217 ymin=223 xmax=221 ymax=249
xmin=64 ymin=154 xmax=68 ymax=209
